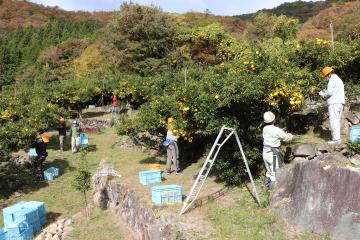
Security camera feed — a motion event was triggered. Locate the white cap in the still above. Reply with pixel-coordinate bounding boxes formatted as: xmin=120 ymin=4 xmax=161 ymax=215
xmin=73 ymin=120 xmax=77 ymax=124
xmin=263 ymin=111 xmax=275 ymax=123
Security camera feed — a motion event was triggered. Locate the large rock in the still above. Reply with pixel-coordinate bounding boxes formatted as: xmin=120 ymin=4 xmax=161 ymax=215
xmin=345 ymin=111 xmax=360 ymax=125
xmin=270 ymin=157 xmax=360 ymax=236
xmin=92 ymin=163 xmax=193 ymax=240
xmin=292 ymin=143 xmax=316 ymax=159
xmin=330 ymin=212 xmax=360 ymax=240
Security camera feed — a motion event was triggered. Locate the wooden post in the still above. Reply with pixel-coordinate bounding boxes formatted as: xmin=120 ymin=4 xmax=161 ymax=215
xmin=330 ymin=23 xmax=334 ymax=50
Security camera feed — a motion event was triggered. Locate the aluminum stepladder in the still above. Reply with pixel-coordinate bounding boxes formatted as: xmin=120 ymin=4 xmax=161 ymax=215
xmin=179 ymin=125 xmax=261 ymax=215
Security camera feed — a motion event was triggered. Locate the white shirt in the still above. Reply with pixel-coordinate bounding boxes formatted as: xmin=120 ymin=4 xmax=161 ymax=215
xmin=324 ymin=74 xmax=345 ymax=105
xmin=263 ymin=125 xmax=293 ymax=148
xmin=166 ymin=130 xmax=178 ymax=142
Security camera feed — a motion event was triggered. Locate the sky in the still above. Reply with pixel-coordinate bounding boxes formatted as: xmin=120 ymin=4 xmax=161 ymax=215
xmin=29 ymin=0 xmax=320 ymax=16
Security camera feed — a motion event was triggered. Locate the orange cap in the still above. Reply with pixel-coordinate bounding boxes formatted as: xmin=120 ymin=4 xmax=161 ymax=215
xmin=42 ymin=135 xmax=50 ymax=143
xmin=322 ymin=67 xmax=333 ymax=77
xmin=60 ymin=117 xmax=65 ymax=123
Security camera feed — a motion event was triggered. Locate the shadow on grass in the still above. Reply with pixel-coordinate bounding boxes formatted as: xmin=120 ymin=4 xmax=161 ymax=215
xmin=44 ymin=159 xmax=75 ymax=175
xmin=82 ymin=111 xmax=109 ymax=118
xmin=139 ymin=156 xmax=161 ymax=164
xmin=0 ymin=164 xmax=49 ymax=198
xmin=82 ymin=144 xmax=97 ymax=152
xmin=182 ymin=187 xmax=232 ymax=214
xmin=46 ymin=211 xmax=62 ymax=225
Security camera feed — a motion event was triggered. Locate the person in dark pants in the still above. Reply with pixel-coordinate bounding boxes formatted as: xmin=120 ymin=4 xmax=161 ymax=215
xmin=31 ymin=136 xmax=49 ymax=180
xmin=57 ymin=117 xmax=67 ymax=151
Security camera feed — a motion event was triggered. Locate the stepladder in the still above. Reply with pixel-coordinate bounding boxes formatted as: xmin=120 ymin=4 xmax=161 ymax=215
xmin=179 ymin=125 xmax=261 ymax=215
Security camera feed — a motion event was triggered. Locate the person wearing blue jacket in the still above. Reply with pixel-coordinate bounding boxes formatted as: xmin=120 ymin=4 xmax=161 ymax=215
xmin=165 ymin=117 xmax=180 ymax=175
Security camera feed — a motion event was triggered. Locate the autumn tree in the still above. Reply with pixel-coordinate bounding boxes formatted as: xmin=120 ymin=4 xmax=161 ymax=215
xmin=103 ymin=3 xmax=176 ymax=76
xmin=273 ymin=15 xmax=299 ymax=40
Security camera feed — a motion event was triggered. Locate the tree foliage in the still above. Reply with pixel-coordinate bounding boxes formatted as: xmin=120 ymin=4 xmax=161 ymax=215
xmin=103 ymin=3 xmax=176 ymax=76
xmin=0 ymin=3 xmax=359 ymax=187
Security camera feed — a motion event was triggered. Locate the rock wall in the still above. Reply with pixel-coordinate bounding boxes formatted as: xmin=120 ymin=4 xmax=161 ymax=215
xmin=92 ymin=165 xmax=192 ymax=240
xmin=35 ymin=218 xmax=73 ymax=240
xmin=270 ymin=156 xmax=360 ymax=239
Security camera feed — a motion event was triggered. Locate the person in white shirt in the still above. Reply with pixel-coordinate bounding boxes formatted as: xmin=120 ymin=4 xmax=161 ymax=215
xmin=262 ymin=111 xmax=293 ymax=188
xmin=319 ymin=67 xmax=345 ymax=145
xmin=165 ymin=117 xmax=180 ymax=175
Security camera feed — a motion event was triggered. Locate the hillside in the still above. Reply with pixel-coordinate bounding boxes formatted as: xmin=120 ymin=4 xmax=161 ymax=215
xmin=0 ymin=0 xmax=114 ymax=35
xmin=235 ymin=0 xmax=330 ymax=23
xmin=299 ymin=1 xmax=360 ymax=39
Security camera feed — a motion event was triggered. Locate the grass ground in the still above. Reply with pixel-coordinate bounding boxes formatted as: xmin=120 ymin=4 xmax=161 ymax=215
xmin=0 ymin=110 xmax=328 ymax=239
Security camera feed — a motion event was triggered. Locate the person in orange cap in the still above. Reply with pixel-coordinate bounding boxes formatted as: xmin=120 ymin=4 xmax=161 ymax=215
xmin=319 ymin=67 xmax=345 ymax=145
xmin=57 ymin=117 xmax=67 ymax=151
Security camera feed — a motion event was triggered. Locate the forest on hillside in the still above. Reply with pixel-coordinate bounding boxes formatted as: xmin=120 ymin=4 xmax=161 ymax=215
xmin=0 ymin=1 xmax=359 ymax=193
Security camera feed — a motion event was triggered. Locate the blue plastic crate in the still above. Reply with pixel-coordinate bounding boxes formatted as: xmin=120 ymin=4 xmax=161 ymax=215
xmin=22 ymin=201 xmax=46 ymax=219
xmin=28 ymin=148 xmax=37 ymax=157
xmin=40 ymin=215 xmax=47 ymax=226
xmin=152 ymin=185 xmax=182 ymax=205
xmin=350 ymin=125 xmax=360 ymax=143
xmin=43 ymin=167 xmax=59 ymax=181
xmin=5 ymin=220 xmax=33 ymax=240
xmin=0 ymin=228 xmax=5 ymax=240
xmin=28 ymin=219 xmax=41 ymax=234
xmin=80 ymin=134 xmax=89 ymax=147
xmin=3 ymin=203 xmax=27 ymax=226
xmin=5 ymin=228 xmax=33 ymax=240
xmin=46 ymin=167 xmax=59 ymax=177
xmin=139 ymin=170 xmax=162 ymax=186
xmin=13 ymin=208 xmax=39 ymax=225
xmin=43 ymin=171 xmax=55 ymax=181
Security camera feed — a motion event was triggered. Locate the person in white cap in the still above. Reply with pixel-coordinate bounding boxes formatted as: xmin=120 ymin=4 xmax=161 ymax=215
xmin=319 ymin=67 xmax=345 ymax=145
xmin=262 ymin=111 xmax=293 ymax=189
xmin=69 ymin=120 xmax=81 ymax=153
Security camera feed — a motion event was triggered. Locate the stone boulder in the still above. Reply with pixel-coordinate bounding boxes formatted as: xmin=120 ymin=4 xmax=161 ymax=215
xmin=92 ymin=164 xmax=193 ymax=240
xmin=270 ymin=156 xmax=360 ymax=237
xmin=35 ymin=218 xmax=73 ymax=240
xmin=292 ymin=157 xmax=308 ymax=164
xmin=292 ymin=143 xmax=316 ymax=159
xmin=317 ymin=144 xmax=331 ymax=153
xmin=330 ymin=212 xmax=360 ymax=240
xmin=345 ymin=111 xmax=360 ymax=125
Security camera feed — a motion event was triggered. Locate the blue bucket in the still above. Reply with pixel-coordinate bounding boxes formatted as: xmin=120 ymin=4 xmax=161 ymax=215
xmin=80 ymin=134 xmax=89 ymax=147
xmin=350 ymin=125 xmax=360 ymax=143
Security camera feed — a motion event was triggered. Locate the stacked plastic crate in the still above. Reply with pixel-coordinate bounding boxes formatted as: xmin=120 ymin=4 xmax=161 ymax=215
xmin=0 ymin=228 xmax=5 ymax=240
xmin=152 ymin=185 xmax=182 ymax=205
xmin=139 ymin=170 xmax=162 ymax=185
xmin=138 ymin=168 xmax=183 ymax=206
xmin=43 ymin=167 xmax=60 ymax=181
xmin=4 ymin=221 xmax=32 ymax=240
xmin=1 ymin=201 xmax=47 ymax=240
